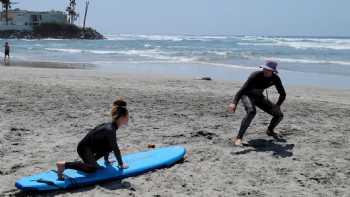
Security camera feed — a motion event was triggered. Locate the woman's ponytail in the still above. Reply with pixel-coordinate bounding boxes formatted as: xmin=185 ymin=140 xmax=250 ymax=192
xmin=111 ymin=97 xmax=128 ymax=123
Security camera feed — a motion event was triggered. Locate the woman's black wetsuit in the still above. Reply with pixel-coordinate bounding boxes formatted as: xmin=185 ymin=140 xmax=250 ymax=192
xmin=65 ymin=122 xmax=123 ymax=173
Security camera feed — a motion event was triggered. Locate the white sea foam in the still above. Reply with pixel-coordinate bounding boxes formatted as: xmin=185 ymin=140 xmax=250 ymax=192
xmin=105 ymin=34 xmax=183 ymax=41
xmin=261 ymin=57 xmax=350 ymax=66
xmin=105 ymin=34 xmax=229 ymax=42
xmin=45 ymin=48 xmax=122 ymax=55
xmin=18 ymin=38 xmax=65 ymax=41
xmin=279 ymin=41 xmax=350 ymax=50
xmin=208 ymin=51 xmax=232 ymax=56
xmin=42 ymin=38 xmax=65 ymax=41
xmin=115 ymin=49 xmax=198 ymax=62
xmin=46 ymin=47 xmax=350 ymax=67
xmin=20 ymin=39 xmax=37 ymax=42
xmin=88 ymin=50 xmax=119 ymax=54
xmin=45 ymin=48 xmax=83 ymax=53
xmin=237 ymin=37 xmax=350 ymax=50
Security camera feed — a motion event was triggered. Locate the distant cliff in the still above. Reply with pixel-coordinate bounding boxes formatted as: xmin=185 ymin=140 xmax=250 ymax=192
xmin=0 ymin=23 xmax=104 ymax=39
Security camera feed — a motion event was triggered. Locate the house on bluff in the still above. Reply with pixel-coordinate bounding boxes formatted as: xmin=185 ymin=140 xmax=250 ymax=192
xmin=0 ymin=9 xmax=67 ymax=31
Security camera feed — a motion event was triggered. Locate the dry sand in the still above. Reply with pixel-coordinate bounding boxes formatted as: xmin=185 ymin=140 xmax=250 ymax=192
xmin=0 ymin=65 xmax=350 ymax=197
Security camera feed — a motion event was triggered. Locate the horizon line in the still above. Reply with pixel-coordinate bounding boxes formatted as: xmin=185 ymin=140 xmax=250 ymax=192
xmin=103 ymin=33 xmax=350 ymax=39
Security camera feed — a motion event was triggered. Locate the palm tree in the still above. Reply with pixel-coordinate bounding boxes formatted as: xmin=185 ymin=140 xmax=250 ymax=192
xmin=66 ymin=0 xmax=78 ymax=24
xmin=0 ymin=0 xmax=11 ymax=25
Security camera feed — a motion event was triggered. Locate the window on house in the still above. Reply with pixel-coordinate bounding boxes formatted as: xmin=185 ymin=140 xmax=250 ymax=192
xmin=31 ymin=15 xmax=41 ymax=25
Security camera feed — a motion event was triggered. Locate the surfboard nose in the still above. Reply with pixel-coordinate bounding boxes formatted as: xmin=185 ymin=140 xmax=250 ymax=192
xmin=15 ymin=180 xmax=36 ymax=191
xmin=15 ymin=181 xmax=23 ymax=190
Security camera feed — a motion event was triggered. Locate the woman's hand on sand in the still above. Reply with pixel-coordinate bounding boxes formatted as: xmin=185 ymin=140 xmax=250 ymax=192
xmin=120 ymin=163 xmax=129 ymax=169
xmin=104 ymin=159 xmax=116 ymax=165
xmin=228 ymin=103 xmax=236 ymax=113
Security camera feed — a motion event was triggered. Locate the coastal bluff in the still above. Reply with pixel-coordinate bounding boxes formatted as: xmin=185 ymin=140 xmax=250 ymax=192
xmin=0 ymin=23 xmax=104 ymax=39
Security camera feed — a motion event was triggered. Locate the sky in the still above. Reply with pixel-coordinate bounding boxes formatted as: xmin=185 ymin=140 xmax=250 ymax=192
xmin=15 ymin=0 xmax=350 ymax=37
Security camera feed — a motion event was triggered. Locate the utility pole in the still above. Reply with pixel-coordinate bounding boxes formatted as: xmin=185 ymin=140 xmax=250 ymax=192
xmin=83 ymin=0 xmax=89 ymax=30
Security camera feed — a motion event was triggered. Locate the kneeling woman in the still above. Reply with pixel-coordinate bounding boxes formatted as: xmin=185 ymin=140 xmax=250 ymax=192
xmin=56 ymin=98 xmax=129 ymax=180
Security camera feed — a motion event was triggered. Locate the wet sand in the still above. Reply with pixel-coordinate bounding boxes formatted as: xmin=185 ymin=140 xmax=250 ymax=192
xmin=1 ymin=60 xmax=94 ymax=70
xmin=0 ymin=66 xmax=350 ymax=196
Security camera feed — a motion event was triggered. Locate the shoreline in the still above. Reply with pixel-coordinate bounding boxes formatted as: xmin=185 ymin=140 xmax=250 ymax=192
xmin=96 ymin=61 xmax=350 ymax=90
xmin=2 ymin=61 xmax=350 ymax=91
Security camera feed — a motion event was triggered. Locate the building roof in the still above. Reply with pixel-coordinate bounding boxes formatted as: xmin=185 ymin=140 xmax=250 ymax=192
xmin=1 ymin=9 xmax=66 ymax=15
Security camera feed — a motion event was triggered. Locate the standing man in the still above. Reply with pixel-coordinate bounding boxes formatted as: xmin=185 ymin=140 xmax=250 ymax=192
xmin=4 ymin=42 xmax=10 ymax=65
xmin=228 ymin=61 xmax=286 ymax=146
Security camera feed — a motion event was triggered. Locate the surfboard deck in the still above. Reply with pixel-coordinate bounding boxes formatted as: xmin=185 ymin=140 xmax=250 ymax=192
xmin=15 ymin=146 xmax=186 ymax=191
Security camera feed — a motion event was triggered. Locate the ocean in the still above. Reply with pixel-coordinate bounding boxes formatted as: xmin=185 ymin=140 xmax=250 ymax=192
xmin=4 ymin=34 xmax=350 ymax=89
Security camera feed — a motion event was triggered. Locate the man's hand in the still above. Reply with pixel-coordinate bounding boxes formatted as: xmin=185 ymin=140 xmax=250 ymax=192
xmin=228 ymin=103 xmax=237 ymax=113
xmin=119 ymin=163 xmax=129 ymax=169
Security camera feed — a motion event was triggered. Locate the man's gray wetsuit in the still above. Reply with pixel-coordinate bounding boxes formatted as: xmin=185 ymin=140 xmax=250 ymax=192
xmin=233 ymin=71 xmax=286 ymax=139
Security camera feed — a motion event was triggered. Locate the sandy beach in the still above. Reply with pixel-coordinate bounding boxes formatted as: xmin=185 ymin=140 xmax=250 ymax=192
xmin=0 ymin=65 xmax=350 ymax=197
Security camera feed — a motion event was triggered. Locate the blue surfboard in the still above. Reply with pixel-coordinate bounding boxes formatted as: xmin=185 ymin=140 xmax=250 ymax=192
xmin=15 ymin=146 xmax=186 ymax=191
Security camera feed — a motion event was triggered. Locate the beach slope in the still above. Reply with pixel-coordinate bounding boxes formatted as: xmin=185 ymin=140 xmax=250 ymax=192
xmin=0 ymin=66 xmax=349 ymax=196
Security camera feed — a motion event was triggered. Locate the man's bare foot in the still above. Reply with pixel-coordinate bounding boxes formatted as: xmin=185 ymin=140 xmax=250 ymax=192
xmin=231 ymin=138 xmax=243 ymax=146
xmin=56 ymin=161 xmax=65 ymax=180
xmin=266 ymin=129 xmax=282 ymax=139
